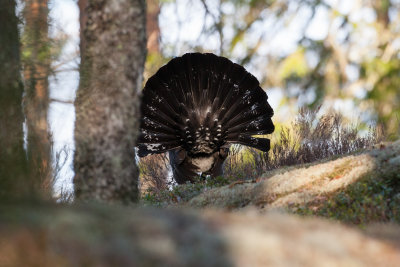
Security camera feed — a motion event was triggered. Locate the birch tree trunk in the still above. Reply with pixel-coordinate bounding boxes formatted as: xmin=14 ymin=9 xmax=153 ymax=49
xmin=74 ymin=0 xmax=147 ymax=203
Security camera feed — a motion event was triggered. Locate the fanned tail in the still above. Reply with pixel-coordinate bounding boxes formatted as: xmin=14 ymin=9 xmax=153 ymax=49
xmin=137 ymin=53 xmax=274 ymax=157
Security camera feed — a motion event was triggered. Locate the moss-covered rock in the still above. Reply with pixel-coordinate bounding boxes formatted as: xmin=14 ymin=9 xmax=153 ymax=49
xmin=187 ymin=141 xmax=400 ymax=225
xmin=294 ymin=169 xmax=400 ymax=225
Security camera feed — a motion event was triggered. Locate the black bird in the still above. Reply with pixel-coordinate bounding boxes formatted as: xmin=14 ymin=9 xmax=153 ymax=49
xmin=137 ymin=53 xmax=274 ymax=184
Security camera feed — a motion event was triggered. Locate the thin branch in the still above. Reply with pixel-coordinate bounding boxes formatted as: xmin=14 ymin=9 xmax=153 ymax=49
xmin=50 ymin=98 xmax=74 ymax=105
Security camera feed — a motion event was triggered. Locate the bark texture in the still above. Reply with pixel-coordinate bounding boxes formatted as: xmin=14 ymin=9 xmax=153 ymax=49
xmin=74 ymin=0 xmax=147 ymax=203
xmin=23 ymin=0 xmax=52 ymax=195
xmin=0 ymin=1 xmax=29 ymax=199
xmin=78 ymin=0 xmax=88 ymax=61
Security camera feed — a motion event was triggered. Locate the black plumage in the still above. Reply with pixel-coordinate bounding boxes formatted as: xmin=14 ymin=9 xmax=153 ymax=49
xmin=137 ymin=53 xmax=274 ymax=184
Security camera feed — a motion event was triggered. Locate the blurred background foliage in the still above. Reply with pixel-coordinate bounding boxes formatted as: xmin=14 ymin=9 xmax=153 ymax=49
xmin=146 ymin=0 xmax=400 ymax=137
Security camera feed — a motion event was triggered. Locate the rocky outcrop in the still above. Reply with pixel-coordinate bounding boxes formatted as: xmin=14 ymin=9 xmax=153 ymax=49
xmin=188 ymin=141 xmax=400 ymax=211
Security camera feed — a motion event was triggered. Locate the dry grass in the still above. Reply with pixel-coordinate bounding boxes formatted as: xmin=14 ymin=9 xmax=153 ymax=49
xmin=223 ymin=107 xmax=383 ymax=180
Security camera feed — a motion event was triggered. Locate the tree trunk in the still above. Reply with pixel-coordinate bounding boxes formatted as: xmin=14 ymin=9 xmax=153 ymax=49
xmin=0 ymin=1 xmax=29 ymax=200
xmin=23 ymin=0 xmax=52 ymax=197
xmin=146 ymin=0 xmax=160 ymax=54
xmin=78 ymin=0 xmax=88 ymax=63
xmin=372 ymin=0 xmax=390 ymax=27
xmin=74 ymin=0 xmax=147 ymax=203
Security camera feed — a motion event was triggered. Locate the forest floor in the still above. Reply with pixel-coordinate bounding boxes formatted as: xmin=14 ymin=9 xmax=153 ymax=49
xmin=1 ymin=140 xmax=400 ymax=266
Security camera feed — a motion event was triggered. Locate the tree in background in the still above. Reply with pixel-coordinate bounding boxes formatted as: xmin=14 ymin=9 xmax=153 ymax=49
xmin=144 ymin=0 xmax=169 ymax=80
xmin=22 ymin=0 xmax=52 ymax=197
xmin=74 ymin=0 xmax=147 ymax=203
xmin=147 ymin=0 xmax=160 ymax=54
xmin=0 ymin=1 xmax=29 ymax=200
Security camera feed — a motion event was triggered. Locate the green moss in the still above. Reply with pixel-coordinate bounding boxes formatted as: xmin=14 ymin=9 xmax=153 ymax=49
xmin=141 ymin=176 xmax=232 ymax=206
xmin=292 ymin=170 xmax=400 ymax=225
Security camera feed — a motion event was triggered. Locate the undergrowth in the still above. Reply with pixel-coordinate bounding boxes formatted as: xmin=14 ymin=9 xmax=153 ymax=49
xmin=141 ymin=176 xmax=232 ymax=206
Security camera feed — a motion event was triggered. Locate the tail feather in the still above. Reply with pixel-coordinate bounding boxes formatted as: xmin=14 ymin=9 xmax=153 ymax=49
xmin=226 ymin=112 xmax=275 ymax=135
xmin=142 ymin=104 xmax=180 ymax=130
xmin=138 ymin=131 xmax=178 ymax=144
xmin=141 ymin=117 xmax=177 ymax=136
xmin=235 ymin=135 xmax=271 ymax=152
xmin=138 ymin=140 xmax=181 ymax=157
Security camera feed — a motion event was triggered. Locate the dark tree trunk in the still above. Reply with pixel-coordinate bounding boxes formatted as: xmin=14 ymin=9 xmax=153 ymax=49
xmin=0 ymin=1 xmax=29 ymax=200
xmin=23 ymin=0 xmax=52 ymax=196
xmin=78 ymin=0 xmax=88 ymax=62
xmin=74 ymin=0 xmax=147 ymax=203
